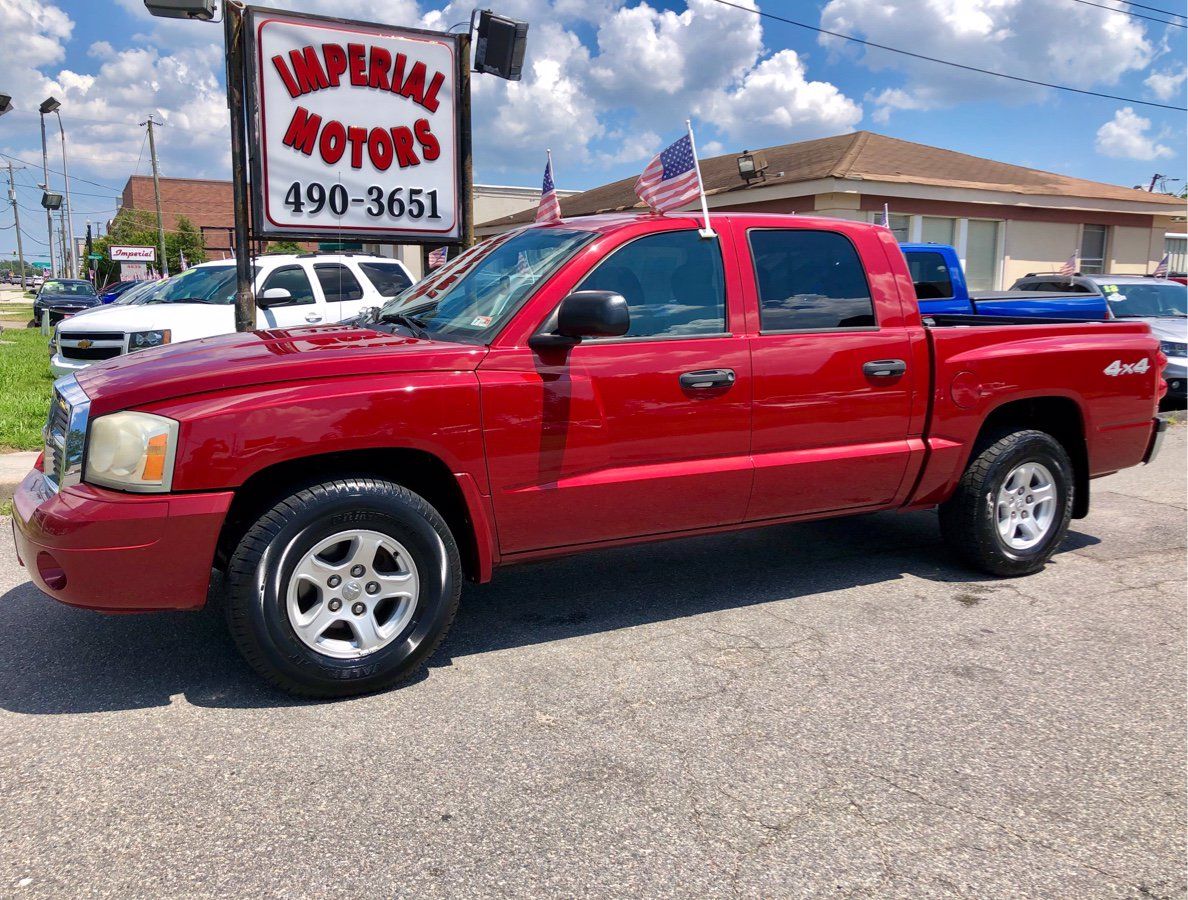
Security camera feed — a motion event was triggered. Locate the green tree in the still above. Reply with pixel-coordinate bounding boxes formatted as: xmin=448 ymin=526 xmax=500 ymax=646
xmin=266 ymin=240 xmax=302 ymax=254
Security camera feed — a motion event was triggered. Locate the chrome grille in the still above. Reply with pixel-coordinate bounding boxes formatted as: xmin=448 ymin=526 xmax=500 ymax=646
xmin=42 ymin=376 xmax=91 ymax=491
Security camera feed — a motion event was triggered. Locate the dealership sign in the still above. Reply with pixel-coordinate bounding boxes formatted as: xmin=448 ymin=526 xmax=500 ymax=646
xmin=110 ymin=246 xmax=156 ymax=262
xmin=245 ymin=8 xmax=462 ymax=243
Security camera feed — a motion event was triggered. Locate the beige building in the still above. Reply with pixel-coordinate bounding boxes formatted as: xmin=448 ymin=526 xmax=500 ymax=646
xmin=481 ymin=132 xmax=1186 ymax=290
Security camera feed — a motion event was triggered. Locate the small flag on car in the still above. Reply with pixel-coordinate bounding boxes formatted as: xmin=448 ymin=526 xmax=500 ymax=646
xmin=1058 ymin=250 xmax=1077 ymax=276
xmin=428 ymin=246 xmax=448 ymax=270
xmin=536 ymin=151 xmax=563 ymax=225
xmin=1153 ymin=253 xmax=1169 ymax=278
xmin=179 ymin=251 xmax=188 ymax=272
xmin=636 ymin=122 xmax=714 ymax=237
xmin=881 ymin=203 xmax=890 ymax=228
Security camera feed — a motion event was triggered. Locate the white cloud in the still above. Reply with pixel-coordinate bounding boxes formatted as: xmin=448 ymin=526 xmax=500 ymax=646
xmin=1145 ymin=68 xmax=1187 ymax=101
xmin=697 ymin=50 xmax=862 ymax=144
xmin=1094 ymin=107 xmax=1173 ymax=160
xmin=820 ymin=0 xmax=1155 ymax=119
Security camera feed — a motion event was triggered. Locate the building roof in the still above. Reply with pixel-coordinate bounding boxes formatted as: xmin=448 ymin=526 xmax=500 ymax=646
xmin=482 ymin=131 xmax=1186 ymax=228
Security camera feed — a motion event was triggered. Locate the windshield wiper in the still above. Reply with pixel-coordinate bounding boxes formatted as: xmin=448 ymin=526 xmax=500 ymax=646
xmin=379 ymin=312 xmax=430 ymax=338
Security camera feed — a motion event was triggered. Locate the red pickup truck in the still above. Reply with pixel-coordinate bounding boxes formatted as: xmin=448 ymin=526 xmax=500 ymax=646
xmin=12 ymin=213 xmax=1167 ymax=697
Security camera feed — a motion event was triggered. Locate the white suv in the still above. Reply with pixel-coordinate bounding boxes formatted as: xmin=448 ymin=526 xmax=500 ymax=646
xmin=51 ymin=253 xmax=413 ymax=376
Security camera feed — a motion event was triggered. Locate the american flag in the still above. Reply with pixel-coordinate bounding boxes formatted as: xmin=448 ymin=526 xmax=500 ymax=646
xmin=536 ymin=154 xmax=562 ymax=225
xmin=427 ymin=246 xmax=448 ymax=270
xmin=880 ymin=204 xmax=890 ymax=228
xmin=1058 ymin=250 xmax=1078 ymax=276
xmin=179 ymin=251 xmax=188 ymax=272
xmin=636 ymin=134 xmax=702 ymax=213
xmin=1153 ymin=252 xmax=1169 ymax=278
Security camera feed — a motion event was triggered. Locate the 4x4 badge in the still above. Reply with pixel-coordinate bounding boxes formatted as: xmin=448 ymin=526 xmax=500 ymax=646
xmin=1103 ymin=358 xmax=1151 ymax=376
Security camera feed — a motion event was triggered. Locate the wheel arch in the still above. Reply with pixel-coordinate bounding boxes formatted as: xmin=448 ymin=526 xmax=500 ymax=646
xmin=970 ymin=395 xmax=1090 ymax=519
xmin=214 ymin=447 xmax=495 ymax=582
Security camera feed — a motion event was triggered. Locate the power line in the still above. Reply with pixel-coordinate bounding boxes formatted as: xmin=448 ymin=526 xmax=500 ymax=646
xmin=1117 ymin=0 xmax=1187 ymax=19
xmin=1067 ymin=0 xmax=1185 ymax=27
xmin=709 ymin=0 xmax=1188 ymax=112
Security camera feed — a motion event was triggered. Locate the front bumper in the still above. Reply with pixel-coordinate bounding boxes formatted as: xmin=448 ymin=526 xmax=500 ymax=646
xmin=49 ymin=353 xmax=93 ymax=377
xmin=1162 ymin=357 xmax=1186 ymax=398
xmin=11 ymin=469 xmax=233 ymax=612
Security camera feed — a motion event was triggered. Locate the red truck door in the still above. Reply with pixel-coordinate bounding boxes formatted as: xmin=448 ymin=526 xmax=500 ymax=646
xmin=479 ymin=227 xmax=753 ymax=555
xmin=740 ymin=224 xmax=919 ymax=520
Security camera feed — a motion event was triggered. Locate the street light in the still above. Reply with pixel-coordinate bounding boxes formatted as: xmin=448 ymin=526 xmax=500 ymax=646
xmin=37 ymin=98 xmax=57 ymax=277
xmin=0 ymin=95 xmax=12 ymax=117
xmin=43 ymin=98 xmax=77 ymax=278
xmin=142 ymin=0 xmax=216 ymax=19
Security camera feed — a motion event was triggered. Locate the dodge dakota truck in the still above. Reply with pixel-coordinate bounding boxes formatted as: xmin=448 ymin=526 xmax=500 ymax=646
xmin=12 ymin=214 xmax=1167 ymax=697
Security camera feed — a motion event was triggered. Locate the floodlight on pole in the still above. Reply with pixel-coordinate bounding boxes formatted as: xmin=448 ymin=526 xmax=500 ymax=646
xmin=38 ymin=101 xmax=57 ymax=276
xmin=0 ymin=95 xmax=12 ymax=117
xmin=39 ymin=97 xmax=60 ymax=115
xmin=142 ymin=0 xmax=216 ymax=21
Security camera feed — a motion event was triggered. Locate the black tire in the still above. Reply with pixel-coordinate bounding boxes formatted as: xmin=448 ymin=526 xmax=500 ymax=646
xmin=938 ymin=429 xmax=1074 ymax=577
xmin=224 ymin=478 xmax=461 ymax=698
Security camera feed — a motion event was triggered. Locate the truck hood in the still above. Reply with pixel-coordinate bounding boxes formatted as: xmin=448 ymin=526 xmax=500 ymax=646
xmin=75 ymin=324 xmax=486 ymax=413
xmin=55 ymin=301 xmax=234 ymax=337
xmin=1141 ymin=317 xmax=1188 ymax=342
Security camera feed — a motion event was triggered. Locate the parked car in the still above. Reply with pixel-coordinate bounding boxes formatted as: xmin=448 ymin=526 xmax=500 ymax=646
xmin=1012 ymin=273 xmax=1187 ymax=401
xmin=901 ymin=243 xmax=1108 ymax=319
xmin=49 ymin=253 xmax=413 ymax=375
xmin=30 ymin=278 xmax=101 ymax=325
xmin=98 ymin=280 xmax=141 ymax=304
xmin=13 ymin=213 xmax=1166 ymax=697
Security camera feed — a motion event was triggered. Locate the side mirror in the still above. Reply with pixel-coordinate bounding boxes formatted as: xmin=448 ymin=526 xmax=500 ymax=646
xmin=530 ymin=290 xmax=629 ymax=350
xmin=257 ymin=286 xmax=292 ymax=307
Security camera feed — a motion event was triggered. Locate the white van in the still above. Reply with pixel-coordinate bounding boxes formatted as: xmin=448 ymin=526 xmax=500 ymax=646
xmin=51 ymin=253 xmax=413 ymax=376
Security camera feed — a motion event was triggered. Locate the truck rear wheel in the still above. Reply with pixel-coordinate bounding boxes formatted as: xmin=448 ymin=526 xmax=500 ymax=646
xmin=224 ymin=478 xmax=461 ymax=698
xmin=939 ymin=429 xmax=1074 ymax=577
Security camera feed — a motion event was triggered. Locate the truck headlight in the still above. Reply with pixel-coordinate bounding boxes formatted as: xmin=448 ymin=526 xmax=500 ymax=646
xmin=85 ymin=411 xmax=178 ymax=492
xmin=1159 ymin=340 xmax=1186 ymax=358
xmin=128 ymin=329 xmax=171 ymax=351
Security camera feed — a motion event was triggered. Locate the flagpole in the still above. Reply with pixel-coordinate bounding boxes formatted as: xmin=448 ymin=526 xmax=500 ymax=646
xmin=685 ymin=119 xmax=715 ymax=239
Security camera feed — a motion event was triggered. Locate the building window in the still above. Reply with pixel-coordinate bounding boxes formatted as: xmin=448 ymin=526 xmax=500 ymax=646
xmin=1165 ymin=234 xmax=1186 ymax=274
xmin=872 ymin=212 xmax=911 ymax=243
xmin=921 ymin=216 xmax=956 ymax=246
xmin=1080 ymin=224 xmax=1109 ymax=275
xmin=965 ymin=220 xmax=1001 ymax=291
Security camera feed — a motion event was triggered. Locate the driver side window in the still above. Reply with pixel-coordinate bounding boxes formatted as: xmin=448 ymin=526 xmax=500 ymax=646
xmin=575 ymin=230 xmax=727 ymax=338
xmin=261 ymin=266 xmax=316 ymax=306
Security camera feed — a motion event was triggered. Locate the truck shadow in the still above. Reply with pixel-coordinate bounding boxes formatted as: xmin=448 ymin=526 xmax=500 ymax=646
xmin=0 ymin=510 xmax=1101 ymax=715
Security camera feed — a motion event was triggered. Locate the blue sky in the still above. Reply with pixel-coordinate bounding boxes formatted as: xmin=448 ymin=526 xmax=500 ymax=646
xmin=1 ymin=0 xmax=1185 ymax=264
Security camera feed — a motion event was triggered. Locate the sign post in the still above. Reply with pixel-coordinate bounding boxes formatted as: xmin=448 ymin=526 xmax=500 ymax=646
xmin=225 ymin=1 xmax=255 ymax=333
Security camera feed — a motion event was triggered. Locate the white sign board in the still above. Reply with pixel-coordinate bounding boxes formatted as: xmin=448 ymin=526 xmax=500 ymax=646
xmin=110 ymin=245 xmax=156 ymax=262
xmin=120 ymin=262 xmax=150 ymax=281
xmin=246 ymin=8 xmax=461 ymax=242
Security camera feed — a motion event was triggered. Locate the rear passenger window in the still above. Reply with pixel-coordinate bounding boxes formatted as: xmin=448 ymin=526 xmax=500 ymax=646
xmin=358 ymin=262 xmax=413 ymax=298
xmin=314 ymin=264 xmax=364 ymax=302
xmin=906 ymin=251 xmax=953 ymax=299
xmin=576 ymin=230 xmax=726 ymax=338
xmin=749 ymin=230 xmax=876 ymax=331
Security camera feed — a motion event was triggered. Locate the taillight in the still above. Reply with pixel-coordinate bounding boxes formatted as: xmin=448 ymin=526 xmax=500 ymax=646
xmin=1157 ymin=349 xmax=1168 ymax=371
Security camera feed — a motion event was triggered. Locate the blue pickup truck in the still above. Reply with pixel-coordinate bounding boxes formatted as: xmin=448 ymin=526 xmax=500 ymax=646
xmin=901 ymin=243 xmax=1109 ymax=320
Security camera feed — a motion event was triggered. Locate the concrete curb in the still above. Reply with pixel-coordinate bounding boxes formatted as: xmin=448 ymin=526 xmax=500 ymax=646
xmin=0 ymin=452 xmax=38 ymax=505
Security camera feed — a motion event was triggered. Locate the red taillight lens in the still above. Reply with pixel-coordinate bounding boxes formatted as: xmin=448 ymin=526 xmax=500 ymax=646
xmin=1157 ymin=350 xmax=1168 ymax=371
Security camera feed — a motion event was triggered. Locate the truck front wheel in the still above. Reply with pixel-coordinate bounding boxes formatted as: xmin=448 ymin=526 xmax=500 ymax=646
xmin=224 ymin=478 xmax=462 ymax=698
xmin=939 ymin=429 xmax=1074 ymax=577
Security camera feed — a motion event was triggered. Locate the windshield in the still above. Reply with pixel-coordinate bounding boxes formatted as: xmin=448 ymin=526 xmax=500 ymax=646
xmin=376 ymin=228 xmax=596 ymax=343
xmin=143 ymin=266 xmax=238 ymax=304
xmin=1100 ymin=281 xmax=1187 ymax=318
xmin=42 ymin=280 xmax=95 ymax=296
xmin=115 ymin=280 xmax=162 ymax=305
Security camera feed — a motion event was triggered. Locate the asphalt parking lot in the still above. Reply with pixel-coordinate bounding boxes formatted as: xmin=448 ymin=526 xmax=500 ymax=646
xmin=1 ymin=426 xmax=1184 ymax=899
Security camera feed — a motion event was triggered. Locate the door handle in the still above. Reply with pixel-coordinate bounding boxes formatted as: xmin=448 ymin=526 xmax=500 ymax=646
xmin=863 ymin=359 xmax=907 ymax=378
xmin=305 ymin=313 xmax=323 ymax=323
xmin=679 ymin=368 xmax=736 ymax=390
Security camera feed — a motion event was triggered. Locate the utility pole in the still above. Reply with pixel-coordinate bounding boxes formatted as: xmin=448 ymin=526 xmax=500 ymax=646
xmin=54 ymin=109 xmax=77 ymax=277
xmin=7 ymin=161 xmax=27 ymax=291
xmin=1147 ymin=173 xmax=1162 ymax=192
xmin=143 ymin=115 xmax=169 ymax=277
xmin=38 ymin=113 xmax=57 ymax=278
